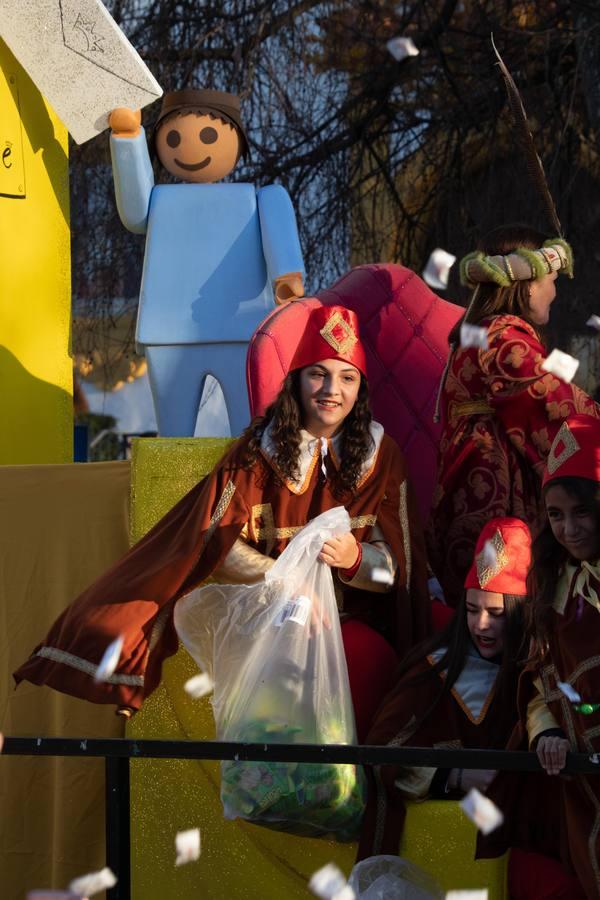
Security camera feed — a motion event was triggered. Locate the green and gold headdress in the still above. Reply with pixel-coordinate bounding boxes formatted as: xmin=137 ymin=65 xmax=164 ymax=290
xmin=460 ymin=238 xmax=573 ymax=288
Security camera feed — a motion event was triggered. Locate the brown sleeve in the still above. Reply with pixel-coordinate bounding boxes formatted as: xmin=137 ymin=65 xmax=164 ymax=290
xmin=14 ymin=453 xmax=250 ymax=709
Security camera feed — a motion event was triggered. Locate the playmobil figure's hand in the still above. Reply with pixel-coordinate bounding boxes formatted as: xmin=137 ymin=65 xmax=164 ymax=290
xmin=319 ymin=533 xmax=360 ymax=570
xmin=109 ymin=107 xmax=142 ymax=138
xmin=274 ymin=271 xmax=304 ymax=305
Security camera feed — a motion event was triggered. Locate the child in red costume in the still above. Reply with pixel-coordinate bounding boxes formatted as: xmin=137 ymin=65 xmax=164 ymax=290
xmin=15 ymin=305 xmax=429 ymax=740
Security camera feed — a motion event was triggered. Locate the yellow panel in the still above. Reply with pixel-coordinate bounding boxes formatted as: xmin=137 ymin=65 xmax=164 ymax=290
xmin=0 ymin=39 xmax=72 ymax=464
xmin=400 ymin=801 xmax=508 ymax=898
xmin=128 ymin=439 xmax=508 ymax=898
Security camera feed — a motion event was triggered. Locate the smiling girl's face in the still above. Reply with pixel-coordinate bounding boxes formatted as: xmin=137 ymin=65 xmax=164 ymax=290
xmin=545 ymin=484 xmax=600 ymax=562
xmin=299 ymin=358 xmax=361 ymax=439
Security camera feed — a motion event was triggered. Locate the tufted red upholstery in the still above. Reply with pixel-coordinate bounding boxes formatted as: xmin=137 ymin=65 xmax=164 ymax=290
xmin=246 ymin=264 xmax=463 ymax=524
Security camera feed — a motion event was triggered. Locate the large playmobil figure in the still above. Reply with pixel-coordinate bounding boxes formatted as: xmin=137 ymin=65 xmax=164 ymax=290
xmin=109 ymin=89 xmax=305 ymax=436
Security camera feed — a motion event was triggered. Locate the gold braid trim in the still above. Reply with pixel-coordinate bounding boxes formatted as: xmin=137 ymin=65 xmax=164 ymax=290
xmin=35 ymin=646 xmax=144 ymax=686
xmin=399 ymin=480 xmax=411 ymax=586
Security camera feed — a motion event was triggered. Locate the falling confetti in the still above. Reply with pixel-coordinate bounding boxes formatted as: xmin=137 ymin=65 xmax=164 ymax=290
xmin=541 ymin=349 xmax=579 ymax=384
xmin=446 ymin=892 xmax=488 ymax=900
xmin=460 ymin=323 xmax=489 ymax=350
xmin=460 ymin=788 xmax=504 ymax=835
xmin=309 ymin=863 xmax=356 ymax=900
xmin=69 ymin=867 xmax=117 ymax=897
xmin=586 ymin=315 xmax=600 ymax=330
xmin=423 ymin=248 xmax=457 ymax=289
xmin=371 ymin=567 xmax=394 ymax=585
xmin=175 ymin=828 xmax=201 ymax=866
xmin=557 ymin=681 xmax=581 ymax=704
xmin=386 ymin=36 xmax=419 ymax=62
xmin=184 ymin=672 xmax=214 ymax=699
xmin=94 ymin=636 xmax=124 ymax=682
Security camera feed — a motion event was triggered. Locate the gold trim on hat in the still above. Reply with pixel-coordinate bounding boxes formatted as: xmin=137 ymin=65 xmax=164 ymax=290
xmin=547 ymin=421 xmax=581 ymax=475
xmin=319 ymin=310 xmax=358 ymax=356
xmin=476 ymin=528 xmax=509 ymax=588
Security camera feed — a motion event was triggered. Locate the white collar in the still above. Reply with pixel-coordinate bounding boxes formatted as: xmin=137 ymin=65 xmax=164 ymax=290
xmin=429 ymin=644 xmax=499 ymax=725
xmin=260 ymin=421 xmax=384 ymax=495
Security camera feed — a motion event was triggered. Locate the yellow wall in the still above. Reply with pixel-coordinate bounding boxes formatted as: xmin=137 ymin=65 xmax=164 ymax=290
xmin=0 ymin=39 xmax=72 ymax=464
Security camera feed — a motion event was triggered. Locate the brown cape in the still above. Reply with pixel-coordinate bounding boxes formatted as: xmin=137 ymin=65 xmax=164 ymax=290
xmin=14 ymin=431 xmax=430 ymax=710
xmin=358 ymin=646 xmax=515 ymax=859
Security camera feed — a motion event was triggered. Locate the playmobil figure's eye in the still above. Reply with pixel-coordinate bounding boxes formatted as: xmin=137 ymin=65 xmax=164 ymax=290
xmin=200 ymin=127 xmax=218 ymax=144
xmin=166 ymin=129 xmax=181 ymax=148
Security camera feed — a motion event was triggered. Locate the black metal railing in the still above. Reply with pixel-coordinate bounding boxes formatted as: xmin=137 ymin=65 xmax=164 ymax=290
xmin=4 ymin=737 xmax=599 ymax=900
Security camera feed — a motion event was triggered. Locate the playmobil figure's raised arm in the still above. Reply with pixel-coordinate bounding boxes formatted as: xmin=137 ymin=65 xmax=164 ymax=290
xmin=257 ymin=185 xmax=305 ymax=304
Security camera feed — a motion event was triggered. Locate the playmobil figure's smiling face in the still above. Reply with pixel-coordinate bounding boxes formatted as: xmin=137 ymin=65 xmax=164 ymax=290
xmin=156 ymin=112 xmax=241 ymax=183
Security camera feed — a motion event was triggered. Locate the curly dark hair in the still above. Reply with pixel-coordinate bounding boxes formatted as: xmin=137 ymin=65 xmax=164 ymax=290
xmin=241 ymin=368 xmax=374 ymax=497
xmin=449 ymin=223 xmax=550 ymax=345
xmin=527 ymin=476 xmax=600 ymax=664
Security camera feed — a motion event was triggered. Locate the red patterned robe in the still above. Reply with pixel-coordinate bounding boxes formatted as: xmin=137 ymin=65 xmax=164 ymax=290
xmin=428 ymin=315 xmax=600 ymax=605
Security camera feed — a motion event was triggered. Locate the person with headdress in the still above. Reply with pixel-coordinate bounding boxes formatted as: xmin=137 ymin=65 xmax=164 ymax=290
xmin=14 ymin=306 xmax=430 ymax=740
xmin=479 ymin=415 xmax=600 ymax=899
xmin=108 ymin=89 xmax=305 ymax=437
xmin=359 ymin=515 xmax=584 ymax=898
xmin=428 ymin=224 xmax=600 ymax=606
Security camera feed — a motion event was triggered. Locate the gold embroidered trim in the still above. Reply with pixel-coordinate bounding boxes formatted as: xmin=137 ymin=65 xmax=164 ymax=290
xmin=475 ymin=528 xmax=509 ymax=588
xmin=319 ymin=310 xmax=358 ymax=355
xmin=205 ymin=480 xmax=237 ymax=547
xmin=36 ymin=646 xmax=144 ymax=686
xmin=399 ymin=480 xmax=412 ymax=586
xmin=249 ymin=511 xmax=377 ymax=548
xmin=547 ymin=420 xmax=581 ymax=475
xmin=451 ymin=400 xmax=494 ymax=417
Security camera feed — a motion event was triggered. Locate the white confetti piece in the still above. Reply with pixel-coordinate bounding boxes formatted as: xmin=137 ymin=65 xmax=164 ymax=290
xmin=586 ymin=315 xmax=600 ymax=330
xmin=371 ymin=567 xmax=394 ymax=585
xmin=446 ymin=892 xmax=488 ymax=900
xmin=184 ymin=672 xmax=214 ymax=699
xmin=175 ymin=828 xmax=201 ymax=866
xmin=94 ymin=635 xmax=124 ymax=682
xmin=541 ymin=349 xmax=579 ymax=384
xmin=558 ymin=681 xmax=581 ymax=703
xmin=309 ymin=863 xmax=355 ymax=900
xmin=460 ymin=788 xmax=504 ymax=835
xmin=386 ymin=36 xmax=420 ymax=62
xmin=69 ymin=867 xmax=117 ymax=897
xmin=460 ymin=323 xmax=489 ymax=350
xmin=423 ymin=247 xmax=457 ymax=289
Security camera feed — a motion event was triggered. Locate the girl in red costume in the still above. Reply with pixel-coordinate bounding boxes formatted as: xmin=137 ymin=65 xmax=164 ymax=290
xmin=429 ymin=225 xmax=599 ymax=606
xmin=482 ymin=415 xmax=600 ymax=899
xmin=15 ymin=305 xmax=429 ymax=741
xmin=359 ymin=515 xmax=584 ymax=898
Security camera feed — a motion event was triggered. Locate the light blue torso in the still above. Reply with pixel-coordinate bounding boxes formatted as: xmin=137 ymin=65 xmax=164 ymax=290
xmin=110 ymin=129 xmax=305 ymax=345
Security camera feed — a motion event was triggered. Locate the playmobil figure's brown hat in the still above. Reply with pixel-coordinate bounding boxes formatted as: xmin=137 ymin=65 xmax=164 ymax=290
xmin=154 ymin=89 xmax=250 ymax=158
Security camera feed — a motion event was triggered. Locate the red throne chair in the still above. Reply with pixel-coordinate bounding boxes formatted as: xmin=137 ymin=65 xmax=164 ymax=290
xmin=246 ymin=263 xmax=462 ymax=525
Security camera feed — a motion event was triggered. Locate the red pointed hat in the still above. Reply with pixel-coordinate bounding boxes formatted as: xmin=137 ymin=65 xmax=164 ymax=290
xmin=464 ymin=517 xmax=532 ymax=595
xmin=542 ymin=414 xmax=600 ymax=487
xmin=289 ymin=305 xmax=367 ymax=375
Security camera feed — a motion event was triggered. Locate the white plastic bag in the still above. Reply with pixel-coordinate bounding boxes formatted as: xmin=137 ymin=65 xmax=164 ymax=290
xmin=174 ymin=507 xmax=365 ymax=838
xmin=348 ymin=856 xmax=443 ymax=900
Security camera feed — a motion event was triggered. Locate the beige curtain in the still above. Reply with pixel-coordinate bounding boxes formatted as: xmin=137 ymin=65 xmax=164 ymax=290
xmin=0 ymin=461 xmax=130 ymax=899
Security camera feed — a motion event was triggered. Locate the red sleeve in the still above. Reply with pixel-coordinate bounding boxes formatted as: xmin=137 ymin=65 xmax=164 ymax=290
xmin=480 ymin=318 xmax=600 ymax=472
